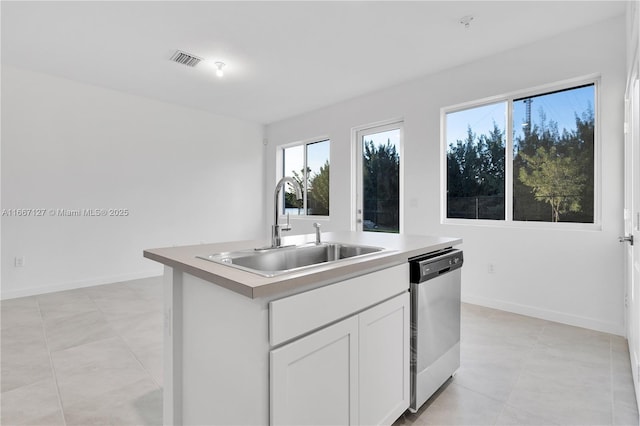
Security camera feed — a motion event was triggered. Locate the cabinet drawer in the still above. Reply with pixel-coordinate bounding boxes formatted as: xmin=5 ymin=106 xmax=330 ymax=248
xmin=269 ymin=263 xmax=408 ymax=346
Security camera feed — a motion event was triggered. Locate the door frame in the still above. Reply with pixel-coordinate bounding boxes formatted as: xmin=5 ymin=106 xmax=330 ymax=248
xmin=623 ymin=8 xmax=640 ymax=410
xmin=352 ymin=119 xmax=405 ymax=233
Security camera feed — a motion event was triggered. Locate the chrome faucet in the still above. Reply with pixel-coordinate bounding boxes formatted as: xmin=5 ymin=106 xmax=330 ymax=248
xmin=313 ymin=222 xmax=322 ymax=244
xmin=272 ymin=176 xmax=302 ymax=248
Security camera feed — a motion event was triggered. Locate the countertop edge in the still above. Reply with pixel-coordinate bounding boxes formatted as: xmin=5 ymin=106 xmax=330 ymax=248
xmin=144 ymin=250 xmax=255 ymax=298
xmin=144 ymin=233 xmax=462 ymax=299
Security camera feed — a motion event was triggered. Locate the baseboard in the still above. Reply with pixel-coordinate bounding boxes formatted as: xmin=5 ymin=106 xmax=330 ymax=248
xmin=0 ymin=269 xmax=163 ymax=300
xmin=462 ymin=294 xmax=625 ymax=337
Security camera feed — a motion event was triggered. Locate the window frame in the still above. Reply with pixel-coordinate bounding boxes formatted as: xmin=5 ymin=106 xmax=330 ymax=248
xmin=278 ymin=137 xmax=331 ymax=219
xmin=440 ymin=75 xmax=601 ymax=230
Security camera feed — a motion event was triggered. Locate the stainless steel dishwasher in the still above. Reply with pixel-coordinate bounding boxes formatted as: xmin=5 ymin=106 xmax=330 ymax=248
xmin=408 ymin=248 xmax=463 ymax=413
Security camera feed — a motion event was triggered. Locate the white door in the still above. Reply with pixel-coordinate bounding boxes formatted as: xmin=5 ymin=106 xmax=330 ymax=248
xmin=270 ymin=316 xmax=359 ymax=426
xmin=623 ymin=63 xmax=640 ymax=409
xmin=359 ymin=293 xmax=410 ymax=426
xmin=355 ymin=122 xmax=403 ymax=233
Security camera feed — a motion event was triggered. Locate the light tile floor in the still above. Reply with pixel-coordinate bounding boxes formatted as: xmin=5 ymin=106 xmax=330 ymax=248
xmin=1 ymin=277 xmax=639 ymax=425
xmin=395 ymin=304 xmax=640 ymax=426
xmin=1 ymin=277 xmax=163 ymax=426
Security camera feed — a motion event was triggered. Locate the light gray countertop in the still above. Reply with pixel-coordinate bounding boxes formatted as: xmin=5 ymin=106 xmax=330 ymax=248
xmin=143 ymin=231 xmax=461 ymax=299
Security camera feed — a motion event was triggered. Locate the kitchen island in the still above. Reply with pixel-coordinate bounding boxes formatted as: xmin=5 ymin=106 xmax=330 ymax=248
xmin=144 ymin=231 xmax=461 ymax=426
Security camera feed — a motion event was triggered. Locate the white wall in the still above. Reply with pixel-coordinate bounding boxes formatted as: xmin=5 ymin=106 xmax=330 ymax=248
xmin=1 ymin=66 xmax=265 ymax=299
xmin=266 ymin=17 xmax=627 ymax=335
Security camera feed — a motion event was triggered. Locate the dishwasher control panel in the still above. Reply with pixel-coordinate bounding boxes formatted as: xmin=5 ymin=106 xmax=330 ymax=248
xmin=409 ymin=249 xmax=463 ymax=283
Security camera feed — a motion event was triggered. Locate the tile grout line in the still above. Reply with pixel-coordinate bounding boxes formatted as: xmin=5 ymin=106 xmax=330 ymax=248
xmin=35 ymin=296 xmax=68 ymax=426
xmin=121 ymin=335 xmax=163 ymax=390
xmin=59 ymin=285 xmax=162 ymax=423
xmin=494 ymin=319 xmax=553 ymax=426
xmin=462 ymin=309 xmax=529 ymax=425
xmin=110 ymin=311 xmax=163 ymax=390
xmin=82 ymin=282 xmax=163 ymax=390
xmin=112 ymin=282 xmax=163 ymax=390
xmin=483 ymin=309 xmax=510 ymax=426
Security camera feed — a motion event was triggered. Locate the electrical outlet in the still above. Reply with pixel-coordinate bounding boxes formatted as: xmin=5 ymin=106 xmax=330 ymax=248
xmin=14 ymin=256 xmax=25 ymax=267
xmin=488 ymin=263 xmax=495 ymax=274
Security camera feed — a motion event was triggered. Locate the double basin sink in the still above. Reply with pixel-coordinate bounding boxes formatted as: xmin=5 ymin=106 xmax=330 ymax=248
xmin=198 ymin=242 xmax=385 ymax=277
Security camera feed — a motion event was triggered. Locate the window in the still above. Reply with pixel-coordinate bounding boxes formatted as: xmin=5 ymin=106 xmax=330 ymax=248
xmin=282 ymin=139 xmax=330 ymax=216
xmin=446 ymin=102 xmax=506 ymax=220
xmin=444 ymin=81 xmax=596 ymax=224
xmin=356 ymin=122 xmax=402 ymax=233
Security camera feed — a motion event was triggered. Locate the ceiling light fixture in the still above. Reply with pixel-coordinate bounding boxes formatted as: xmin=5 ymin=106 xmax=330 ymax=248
xmin=459 ymin=15 xmax=474 ymax=29
xmin=214 ymin=61 xmax=226 ymax=77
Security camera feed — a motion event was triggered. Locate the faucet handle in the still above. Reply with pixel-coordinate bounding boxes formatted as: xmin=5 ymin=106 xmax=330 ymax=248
xmin=313 ymin=222 xmax=321 ymax=244
xmin=281 ymin=213 xmax=292 ymax=231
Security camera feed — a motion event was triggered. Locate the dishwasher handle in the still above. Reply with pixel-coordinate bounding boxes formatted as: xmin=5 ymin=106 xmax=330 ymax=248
xmin=410 ymin=249 xmax=463 ymax=283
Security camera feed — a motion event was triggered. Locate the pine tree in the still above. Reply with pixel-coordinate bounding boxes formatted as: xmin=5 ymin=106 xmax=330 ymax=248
xmin=363 ymin=140 xmax=399 ymax=232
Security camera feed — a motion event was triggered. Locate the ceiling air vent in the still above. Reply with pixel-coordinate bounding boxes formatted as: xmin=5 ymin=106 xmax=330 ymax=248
xmin=170 ymin=50 xmax=202 ymax=67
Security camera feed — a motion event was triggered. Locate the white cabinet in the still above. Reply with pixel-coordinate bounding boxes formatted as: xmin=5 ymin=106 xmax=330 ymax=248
xmin=359 ymin=293 xmax=410 ymax=426
xmin=270 ymin=291 xmax=410 ymax=426
xmin=270 ymin=316 xmax=359 ymax=426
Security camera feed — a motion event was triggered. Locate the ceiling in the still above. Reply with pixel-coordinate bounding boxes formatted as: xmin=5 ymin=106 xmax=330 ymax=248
xmin=1 ymin=1 xmax=627 ymax=124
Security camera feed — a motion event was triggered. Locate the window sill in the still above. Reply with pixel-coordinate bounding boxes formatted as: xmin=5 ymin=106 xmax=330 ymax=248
xmin=280 ymin=215 xmax=330 ymax=221
xmin=441 ymin=218 xmax=602 ymax=232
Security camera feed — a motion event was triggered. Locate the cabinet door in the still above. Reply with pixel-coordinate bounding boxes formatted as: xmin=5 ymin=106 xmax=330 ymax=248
xmin=359 ymin=292 xmax=410 ymax=426
xmin=270 ymin=316 xmax=359 ymax=426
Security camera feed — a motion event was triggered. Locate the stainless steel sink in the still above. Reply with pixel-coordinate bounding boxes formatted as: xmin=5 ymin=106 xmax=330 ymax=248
xmin=197 ymin=242 xmax=385 ymax=277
